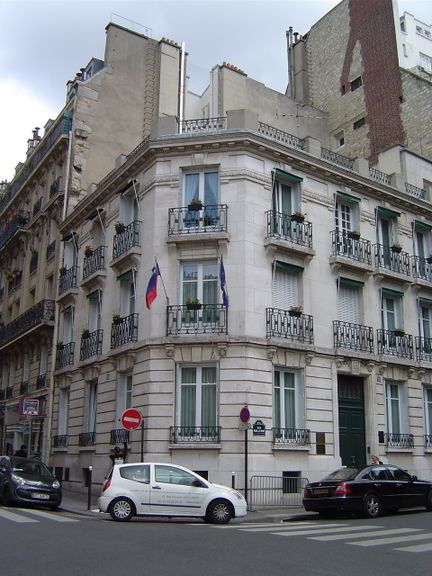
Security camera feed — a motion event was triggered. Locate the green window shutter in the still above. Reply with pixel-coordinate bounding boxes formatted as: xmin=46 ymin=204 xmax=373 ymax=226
xmin=339 ymin=277 xmax=364 ymax=287
xmin=275 ymin=260 xmax=304 ymax=273
xmin=415 ymin=220 xmax=432 ymax=232
xmin=377 ymin=206 xmax=400 ymax=219
xmin=116 ymin=269 xmax=133 ymax=282
xmin=273 ymin=168 xmax=303 ymax=183
xmin=382 ymin=288 xmax=404 ymax=298
xmin=337 ymin=191 xmax=361 ymax=203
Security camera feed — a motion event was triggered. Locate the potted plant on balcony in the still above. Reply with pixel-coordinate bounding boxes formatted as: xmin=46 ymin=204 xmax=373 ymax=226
xmin=186 ymin=297 xmax=202 ymax=310
xmin=288 ymin=305 xmax=303 ymax=317
xmin=426 ymin=255 xmax=432 ymax=264
xmin=56 ymin=341 xmax=63 ymax=350
xmin=391 ymin=243 xmax=402 ymax=253
xmin=393 ymin=327 xmax=405 ymax=337
xmin=112 ymin=314 xmax=122 ymax=324
xmin=348 ymin=230 xmax=361 ymax=240
xmin=114 ymin=222 xmax=125 ymax=234
xmin=82 ymin=328 xmax=91 ymax=338
xmin=59 ymin=265 xmax=67 ymax=276
xmin=84 ymin=245 xmax=93 ymax=257
xmin=188 ymin=197 xmax=203 ymax=211
xmin=290 ymin=211 xmax=305 ymax=223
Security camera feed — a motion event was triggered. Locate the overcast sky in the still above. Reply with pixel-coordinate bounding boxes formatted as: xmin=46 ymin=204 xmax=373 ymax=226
xmin=1 ymin=0 xmax=430 ymax=181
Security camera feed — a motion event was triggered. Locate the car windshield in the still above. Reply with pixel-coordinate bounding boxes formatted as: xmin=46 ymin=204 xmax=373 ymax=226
xmin=11 ymin=458 xmax=53 ymax=477
xmin=321 ymin=467 xmax=359 ymax=481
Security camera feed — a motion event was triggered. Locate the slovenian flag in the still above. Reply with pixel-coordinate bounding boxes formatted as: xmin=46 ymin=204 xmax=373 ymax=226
xmin=146 ymin=263 xmax=160 ymax=309
xmin=220 ymin=256 xmax=229 ymax=307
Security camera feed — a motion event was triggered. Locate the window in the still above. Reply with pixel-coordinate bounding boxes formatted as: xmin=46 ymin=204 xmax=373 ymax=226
xmin=58 ymin=388 xmax=70 ymax=436
xmin=176 ymin=365 xmax=217 ymax=431
xmin=385 ymin=381 xmax=407 ymax=435
xmin=62 ymin=306 xmax=74 ymax=343
xmin=118 ymin=270 xmax=136 ymax=317
xmin=338 ymin=280 xmax=361 ymax=325
xmin=350 ymin=76 xmax=362 ymax=91
xmin=183 ymin=170 xmax=218 ymax=207
xmin=8 ymin=361 xmax=15 ymax=389
xmin=23 ymin=353 xmax=30 ymax=384
xmin=425 ymin=30 xmax=431 ymax=38
xmin=272 ymin=262 xmax=301 ymax=310
xmin=87 ymin=290 xmax=102 ymax=331
xmin=419 ymin=300 xmax=432 ymax=341
xmin=155 ymin=465 xmax=198 ymax=486
xmin=63 ymin=235 xmax=77 ymax=268
xmin=420 ymin=53 xmax=432 ymax=73
xmin=417 ymin=26 xmax=423 ymax=34
xmin=376 ymin=208 xmax=399 ymax=251
xmin=400 ymin=18 xmax=405 ymax=33
xmin=119 ymin=185 xmax=139 ymax=225
xmin=274 ymin=369 xmax=305 ymax=431
xmin=86 ymin=380 xmax=98 ymax=433
xmin=335 ymin=195 xmax=359 ymax=235
xmin=272 ymin=172 xmax=301 ymax=216
xmin=381 ymin=290 xmax=403 ymax=332
xmin=116 ymin=372 xmax=133 ymax=422
xmin=39 ymin=345 xmax=48 ymax=376
xmin=424 ymin=386 xmax=432 ymax=438
xmin=413 ymin=222 xmax=431 ymax=259
xmin=334 ymin=131 xmax=345 ymax=148
xmin=181 ymin=261 xmax=218 ymax=314
xmin=353 ymin=117 xmax=366 ymax=130
xmin=120 ymin=464 xmax=150 ymax=483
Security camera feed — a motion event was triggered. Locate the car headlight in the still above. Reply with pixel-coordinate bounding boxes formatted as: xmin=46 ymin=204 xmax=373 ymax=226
xmin=11 ymin=474 xmax=26 ymax=485
xmin=52 ymin=480 xmax=61 ymax=489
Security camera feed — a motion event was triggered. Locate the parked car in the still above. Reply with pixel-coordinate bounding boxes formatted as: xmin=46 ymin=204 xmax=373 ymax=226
xmin=303 ymin=464 xmax=432 ymax=518
xmin=0 ymin=456 xmax=62 ymax=510
xmin=99 ymin=462 xmax=248 ymax=523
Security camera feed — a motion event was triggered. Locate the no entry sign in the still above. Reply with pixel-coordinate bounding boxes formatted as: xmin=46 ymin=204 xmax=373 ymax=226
xmin=121 ymin=408 xmax=142 ymax=431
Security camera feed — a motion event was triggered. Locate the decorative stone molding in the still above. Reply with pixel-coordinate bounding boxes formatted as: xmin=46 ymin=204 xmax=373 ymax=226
xmin=56 ymin=373 xmax=73 ymax=389
xmin=115 ymin=353 xmax=136 ymax=373
xmin=217 ymin=343 xmax=227 ymax=357
xmin=335 ymin=356 xmax=346 ymax=369
xmin=267 ymin=347 xmax=277 ymax=361
xmin=365 ymin=361 xmax=375 ymax=373
xmin=304 ymin=353 xmax=314 ymax=366
xmin=80 ymin=364 xmax=101 ymax=382
xmin=376 ymin=363 xmax=387 ymax=375
xmin=165 ymin=344 xmax=175 ymax=358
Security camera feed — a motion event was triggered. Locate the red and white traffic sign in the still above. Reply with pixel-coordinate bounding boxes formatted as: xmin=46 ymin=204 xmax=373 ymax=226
xmin=121 ymin=408 xmax=142 ymax=431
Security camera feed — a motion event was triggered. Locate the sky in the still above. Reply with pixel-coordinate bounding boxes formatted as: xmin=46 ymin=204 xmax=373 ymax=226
xmin=1 ymin=0 xmax=431 ymax=182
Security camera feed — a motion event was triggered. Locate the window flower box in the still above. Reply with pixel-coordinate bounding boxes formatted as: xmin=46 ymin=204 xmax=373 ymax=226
xmin=288 ymin=306 xmax=303 ymax=317
xmin=114 ymin=222 xmax=125 ymax=234
xmin=186 ymin=298 xmax=202 ymax=310
xmin=84 ymin=246 xmax=93 ymax=257
xmin=112 ymin=314 xmax=122 ymax=325
xmin=391 ymin=244 xmax=402 ymax=253
xmin=290 ymin=212 xmax=305 ymax=223
xmin=187 ymin=198 xmax=203 ymax=211
xmin=348 ymin=230 xmax=361 ymax=240
xmin=393 ymin=328 xmax=405 ymax=337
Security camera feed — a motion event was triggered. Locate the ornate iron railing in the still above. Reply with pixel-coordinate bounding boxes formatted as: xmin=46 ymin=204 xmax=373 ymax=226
xmin=415 ymin=336 xmax=432 ymax=362
xmin=32 ymin=197 xmax=43 ymax=217
xmin=112 ymin=220 xmax=140 ymax=259
xmin=425 ymin=434 xmax=432 ymax=449
xmin=110 ymin=429 xmax=130 ymax=445
xmin=266 ymin=211 xmax=313 ymax=248
xmin=50 ymin=176 xmax=62 ymax=198
xmin=20 ymin=381 xmax=29 ymax=395
xmin=168 ymin=204 xmax=228 ymax=236
xmin=46 ymin=240 xmax=56 ymax=260
xmin=405 ymin=182 xmax=425 ymax=199
xmin=0 ymin=299 xmax=55 ymax=348
xmin=55 ymin=342 xmax=75 ymax=369
xmin=58 ymin=265 xmax=78 ymax=295
xmin=321 ymin=147 xmax=354 ymax=170
xmin=374 ymin=244 xmax=411 ymax=276
xmin=0 ymin=210 xmax=30 ymax=250
xmin=166 ymin=305 xmax=227 ymax=336
xmin=80 ymin=329 xmax=103 ymax=361
xmin=257 ymin=122 xmax=305 ymax=150
xmin=36 ymin=374 xmax=47 ymax=389
xmin=179 ymin=117 xmax=227 ymax=133
xmin=369 ymin=167 xmax=391 ymax=186
xmin=333 ymin=321 xmax=374 ymax=353
xmin=78 ymin=432 xmax=96 ymax=447
xmin=385 ymin=432 xmax=414 ymax=449
xmin=82 ymin=246 xmax=106 ymax=279
xmin=266 ymin=308 xmax=314 ymax=343
xmin=377 ymin=329 xmax=414 ymax=359
xmin=273 ymin=427 xmax=310 ymax=445
xmin=411 ymin=255 xmax=432 ymax=282
xmin=53 ymin=435 xmax=68 ymax=448
xmin=331 ymin=230 xmax=372 ymax=264
xmin=111 ymin=313 xmax=138 ymax=348
xmin=170 ymin=426 xmax=221 ymax=443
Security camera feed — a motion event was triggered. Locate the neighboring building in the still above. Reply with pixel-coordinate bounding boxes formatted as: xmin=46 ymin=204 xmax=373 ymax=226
xmin=0 ymin=23 xmax=184 ymax=460
xmin=287 ymin=0 xmax=432 ymax=167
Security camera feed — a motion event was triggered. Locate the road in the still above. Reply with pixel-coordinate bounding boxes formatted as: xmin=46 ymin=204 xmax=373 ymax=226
xmin=1 ymin=506 xmax=432 ymax=576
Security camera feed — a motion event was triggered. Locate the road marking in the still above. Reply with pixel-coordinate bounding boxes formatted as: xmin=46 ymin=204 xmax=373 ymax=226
xmin=0 ymin=509 xmax=39 ymax=523
xmin=349 ymin=532 xmax=432 ymax=547
xmin=311 ymin=528 xmax=417 ymax=541
xmin=240 ymin=522 xmax=341 ymax=532
xmin=212 ymin=522 xmax=315 ymax=529
xmin=15 ymin=508 xmax=79 ymax=522
xmin=271 ymin=525 xmax=367 ymax=537
xmin=395 ymin=542 xmax=432 ymax=553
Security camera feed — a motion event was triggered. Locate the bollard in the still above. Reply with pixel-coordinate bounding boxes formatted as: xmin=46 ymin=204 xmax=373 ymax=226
xmin=231 ymin=471 xmax=236 ymax=489
xmin=87 ymin=466 xmax=93 ymax=510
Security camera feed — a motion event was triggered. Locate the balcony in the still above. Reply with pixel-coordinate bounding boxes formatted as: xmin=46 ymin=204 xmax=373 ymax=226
xmin=374 ymin=244 xmax=411 ymax=277
xmin=170 ymin=426 xmax=221 ymax=443
xmin=166 ymin=304 xmax=227 ymax=336
xmin=58 ymin=265 xmax=78 ymax=295
xmin=0 ymin=210 xmax=30 ymax=250
xmin=0 ymin=299 xmax=55 ymax=349
xmin=258 ymin=122 xmax=305 ymax=150
xmin=80 ymin=329 xmax=103 ymax=361
xmin=111 ymin=313 xmax=138 ymax=348
xmin=411 ymin=255 xmax=432 ymax=283
xmin=110 ymin=429 xmax=130 ymax=445
xmin=405 ymin=182 xmax=425 ymax=199
xmin=179 ymin=117 xmax=227 ymax=133
xmin=112 ymin=220 xmax=140 ymax=260
xmin=415 ymin=336 xmax=432 ymax=362
xmin=20 ymin=381 xmax=29 ymax=395
xmin=266 ymin=308 xmax=314 ymax=343
xmin=330 ymin=231 xmax=372 ymax=267
xmin=369 ymin=167 xmax=391 ymax=186
xmin=36 ymin=374 xmax=47 ymax=390
xmin=273 ymin=427 xmax=310 ymax=446
xmin=55 ymin=342 xmax=75 ymax=370
xmin=321 ymin=147 xmax=354 ymax=170
xmin=46 ymin=240 xmax=56 ymax=260
xmin=377 ymin=329 xmax=414 ymax=359
xmin=333 ymin=321 xmax=374 ymax=353
xmin=265 ymin=211 xmax=313 ymax=249
xmin=385 ymin=432 xmax=414 ymax=449
xmin=78 ymin=432 xmax=96 ymax=447
xmin=168 ymin=204 xmax=228 ymax=237
xmin=53 ymin=435 xmax=68 ymax=448
xmin=82 ymin=246 xmax=106 ymax=281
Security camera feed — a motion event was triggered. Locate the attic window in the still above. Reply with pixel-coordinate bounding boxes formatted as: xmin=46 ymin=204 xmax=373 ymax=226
xmin=350 ymin=76 xmax=362 ymax=92
xmin=353 ymin=117 xmax=366 ymax=130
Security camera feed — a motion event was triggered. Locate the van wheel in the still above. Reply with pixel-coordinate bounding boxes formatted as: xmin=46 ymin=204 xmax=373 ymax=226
xmin=426 ymin=490 xmax=432 ymax=511
xmin=364 ymin=494 xmax=381 ymax=518
xmin=206 ymin=499 xmax=233 ymax=524
xmin=109 ymin=497 xmax=135 ymax=521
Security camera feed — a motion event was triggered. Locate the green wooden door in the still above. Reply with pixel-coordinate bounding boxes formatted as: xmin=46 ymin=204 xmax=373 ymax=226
xmin=338 ymin=376 xmax=366 ymax=467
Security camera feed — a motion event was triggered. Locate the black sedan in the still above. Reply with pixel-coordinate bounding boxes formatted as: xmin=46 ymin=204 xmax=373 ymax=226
xmin=303 ymin=464 xmax=432 ymax=518
xmin=0 ymin=456 xmax=62 ymax=510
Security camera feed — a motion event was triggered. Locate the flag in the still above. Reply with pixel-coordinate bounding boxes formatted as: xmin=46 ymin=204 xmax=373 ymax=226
xmin=219 ymin=256 xmax=229 ymax=307
xmin=146 ymin=263 xmax=160 ymax=309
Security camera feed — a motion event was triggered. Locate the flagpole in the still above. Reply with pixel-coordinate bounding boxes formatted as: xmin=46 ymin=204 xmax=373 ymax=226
xmin=155 ymin=258 xmax=169 ymax=305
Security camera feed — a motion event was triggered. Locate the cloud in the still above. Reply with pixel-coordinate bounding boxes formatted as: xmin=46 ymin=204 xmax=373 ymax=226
xmin=0 ymin=78 xmax=57 ymax=181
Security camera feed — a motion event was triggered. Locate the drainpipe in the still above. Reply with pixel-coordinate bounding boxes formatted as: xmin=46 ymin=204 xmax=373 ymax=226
xmin=178 ymin=41 xmax=186 ymax=134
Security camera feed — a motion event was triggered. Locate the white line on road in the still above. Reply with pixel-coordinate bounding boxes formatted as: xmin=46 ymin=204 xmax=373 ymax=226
xmin=240 ymin=522 xmax=342 ymax=532
xmin=311 ymin=528 xmax=417 ymax=541
xmin=212 ymin=521 xmax=316 ymax=529
xmin=394 ymin=542 xmax=432 ymax=553
xmin=349 ymin=532 xmax=432 ymax=547
xmin=15 ymin=508 xmax=79 ymax=522
xmin=0 ymin=508 xmax=39 ymax=523
xmin=271 ymin=525 xmax=374 ymax=537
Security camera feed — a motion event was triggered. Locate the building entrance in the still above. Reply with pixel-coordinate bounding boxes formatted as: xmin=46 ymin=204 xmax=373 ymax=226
xmin=338 ymin=375 xmax=366 ymax=467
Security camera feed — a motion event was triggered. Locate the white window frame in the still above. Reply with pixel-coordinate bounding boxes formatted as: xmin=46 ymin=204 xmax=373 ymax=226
xmin=182 ymin=170 xmax=219 ymax=207
xmin=424 ymin=385 xmax=432 ymax=438
xmin=116 ymin=372 xmax=133 ymax=423
xmin=175 ymin=364 xmax=218 ymax=429
xmin=272 ymin=264 xmax=301 ymax=310
xmin=119 ymin=187 xmax=139 ymax=225
xmin=58 ymin=388 xmax=70 ymax=436
xmin=381 ymin=292 xmax=403 ymax=331
xmin=62 ymin=306 xmax=75 ymax=343
xmin=86 ymin=380 xmax=98 ymax=434
xmin=88 ymin=290 xmax=102 ymax=332
xmin=385 ymin=381 xmax=408 ymax=435
xmin=273 ymin=368 xmax=305 ymax=430
xmin=120 ymin=274 xmax=136 ymax=317
xmin=337 ymin=281 xmax=361 ymax=324
xmin=180 ymin=261 xmax=218 ymax=305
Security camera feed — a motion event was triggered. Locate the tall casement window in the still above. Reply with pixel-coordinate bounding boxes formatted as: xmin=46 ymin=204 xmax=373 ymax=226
xmin=419 ymin=299 xmax=432 ymax=340
xmin=335 ymin=193 xmax=359 ymax=236
xmin=86 ymin=380 xmax=98 ymax=434
xmin=381 ymin=289 xmax=403 ymax=332
xmin=58 ymin=388 xmax=70 ymax=437
xmin=272 ymin=169 xmax=302 ymax=216
xmin=87 ymin=290 xmax=102 ymax=331
xmin=274 ymin=369 xmax=305 ymax=442
xmin=424 ymin=386 xmax=432 ymax=443
xmin=63 ymin=234 xmax=78 ymax=269
xmin=22 ymin=353 xmax=30 ymax=385
xmin=413 ymin=221 xmax=432 ymax=279
xmin=272 ymin=261 xmax=302 ymax=310
xmin=176 ymin=365 xmax=218 ymax=438
xmin=118 ymin=270 xmax=136 ymax=317
xmin=385 ymin=381 xmax=409 ymax=445
xmin=116 ymin=372 xmax=133 ymax=422
xmin=39 ymin=345 xmax=48 ymax=378
xmin=181 ymin=261 xmax=218 ymax=323
xmin=119 ymin=183 xmax=139 ymax=225
xmin=183 ymin=170 xmax=218 ymax=207
xmin=337 ymin=278 xmax=363 ymax=325
xmin=376 ymin=207 xmax=400 ymax=265
xmin=62 ymin=306 xmax=75 ymax=343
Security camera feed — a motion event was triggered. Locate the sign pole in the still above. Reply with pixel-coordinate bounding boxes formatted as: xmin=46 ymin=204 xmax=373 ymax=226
xmin=140 ymin=419 xmax=144 ymax=461
xmin=244 ymin=427 xmax=248 ymax=503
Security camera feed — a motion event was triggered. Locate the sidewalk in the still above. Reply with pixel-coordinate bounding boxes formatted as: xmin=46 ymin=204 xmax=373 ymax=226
xmin=60 ymin=487 xmax=313 ymax=522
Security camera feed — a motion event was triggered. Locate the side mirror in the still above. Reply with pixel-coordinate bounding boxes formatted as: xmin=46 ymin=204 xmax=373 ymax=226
xmin=192 ymin=479 xmax=204 ymax=488
xmin=411 ymin=475 xmax=418 ymax=481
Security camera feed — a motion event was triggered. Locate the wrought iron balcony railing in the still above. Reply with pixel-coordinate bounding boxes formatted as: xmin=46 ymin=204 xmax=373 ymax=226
xmin=377 ymin=329 xmax=414 ymax=359
xmin=179 ymin=117 xmax=227 ymax=133
xmin=425 ymin=434 xmax=432 ymax=449
xmin=50 ymin=176 xmax=62 ymax=198
xmin=111 ymin=313 xmax=138 ymax=348
xmin=53 ymin=435 xmax=68 ymax=448
xmin=0 ymin=210 xmax=30 ymax=250
xmin=321 ymin=147 xmax=354 ymax=170
xmin=0 ymin=299 xmax=55 ymax=348
xmin=166 ymin=304 xmax=227 ymax=336
xmin=58 ymin=265 xmax=78 ymax=295
xmin=168 ymin=204 xmax=228 ymax=236
xmin=405 ymin=182 xmax=425 ymax=199
xmin=170 ymin=426 xmax=221 ymax=443
xmin=266 ymin=211 xmax=313 ymax=248
xmin=411 ymin=255 xmax=432 ymax=283
xmin=385 ymin=432 xmax=414 ymax=449
xmin=266 ymin=308 xmax=314 ymax=343
xmin=333 ymin=320 xmax=374 ymax=353
xmin=78 ymin=432 xmax=96 ymax=447
xmin=82 ymin=246 xmax=106 ymax=279
xmin=110 ymin=429 xmax=130 ymax=445
xmin=20 ymin=381 xmax=29 ymax=395
xmin=331 ymin=230 xmax=372 ymax=265
xmin=369 ymin=167 xmax=391 ymax=186
xmin=415 ymin=336 xmax=432 ymax=362
xmin=55 ymin=342 xmax=75 ymax=370
xmin=36 ymin=374 xmax=47 ymax=390
xmin=273 ymin=427 xmax=310 ymax=445
xmin=80 ymin=329 xmax=103 ymax=361
xmin=257 ymin=122 xmax=305 ymax=150
xmin=374 ymin=244 xmax=411 ymax=276
xmin=112 ymin=220 xmax=140 ymax=259
xmin=46 ymin=240 xmax=56 ymax=260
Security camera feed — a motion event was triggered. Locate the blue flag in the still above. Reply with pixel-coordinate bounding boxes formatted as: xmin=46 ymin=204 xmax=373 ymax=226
xmin=220 ymin=256 xmax=229 ymax=307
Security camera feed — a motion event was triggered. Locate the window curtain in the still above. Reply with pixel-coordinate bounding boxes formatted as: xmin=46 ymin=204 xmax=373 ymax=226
xmin=185 ymin=173 xmax=199 ymax=204
xmin=181 ymin=368 xmax=196 ymax=427
xmin=284 ymin=372 xmax=296 ymax=428
xmin=201 ymin=367 xmax=216 ymax=427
